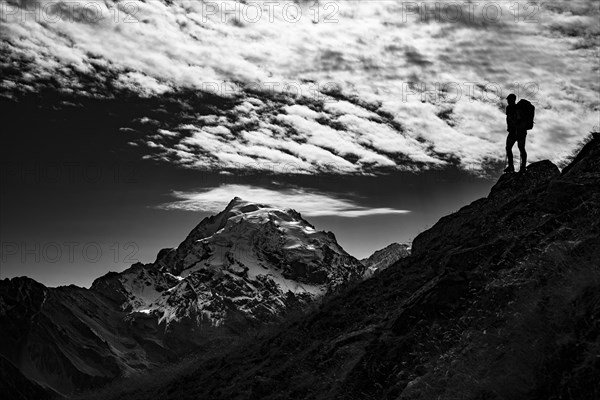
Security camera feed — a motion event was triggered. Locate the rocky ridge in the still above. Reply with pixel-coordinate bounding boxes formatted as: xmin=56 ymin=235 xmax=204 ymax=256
xmin=361 ymin=242 xmax=411 ymax=277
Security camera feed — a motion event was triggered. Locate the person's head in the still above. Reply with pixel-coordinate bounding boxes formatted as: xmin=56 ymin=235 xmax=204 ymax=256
xmin=506 ymin=93 xmax=516 ymax=105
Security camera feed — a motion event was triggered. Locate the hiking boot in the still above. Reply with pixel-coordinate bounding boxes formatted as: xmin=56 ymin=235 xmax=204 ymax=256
xmin=503 ymin=165 xmax=515 ymax=173
xmin=518 ymin=165 xmax=527 ymax=174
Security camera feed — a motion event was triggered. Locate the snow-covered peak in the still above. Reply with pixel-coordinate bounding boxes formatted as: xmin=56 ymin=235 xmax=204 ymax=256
xmin=145 ymin=197 xmax=364 ymax=327
xmin=219 ymin=197 xmax=311 ymax=231
xmin=165 ymin=197 xmax=307 ymax=250
xmin=93 ymin=197 xmax=364 ymax=331
xmin=155 ymin=197 xmax=343 ymax=275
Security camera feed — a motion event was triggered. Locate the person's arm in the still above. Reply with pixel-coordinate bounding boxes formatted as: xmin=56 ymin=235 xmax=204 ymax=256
xmin=506 ymin=106 xmax=514 ymax=130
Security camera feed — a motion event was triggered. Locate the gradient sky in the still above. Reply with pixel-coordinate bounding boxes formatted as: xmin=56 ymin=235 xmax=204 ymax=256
xmin=1 ymin=0 xmax=598 ymax=287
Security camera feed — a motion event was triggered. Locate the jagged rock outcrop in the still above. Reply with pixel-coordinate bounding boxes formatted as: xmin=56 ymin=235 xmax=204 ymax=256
xmin=361 ymin=243 xmax=411 ymax=277
xmin=101 ymin=134 xmax=599 ymax=400
xmin=0 ymin=198 xmax=364 ymax=396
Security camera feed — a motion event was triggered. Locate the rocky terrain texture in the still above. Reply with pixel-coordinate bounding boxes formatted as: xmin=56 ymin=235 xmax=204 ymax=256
xmin=0 ymin=354 xmax=59 ymax=400
xmin=82 ymin=133 xmax=599 ymax=400
xmin=0 ymin=198 xmax=364 ymax=396
xmin=361 ymin=242 xmax=411 ymax=277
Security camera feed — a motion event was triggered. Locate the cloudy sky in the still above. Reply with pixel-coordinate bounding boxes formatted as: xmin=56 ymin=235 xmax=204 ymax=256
xmin=1 ymin=0 xmax=598 ymax=287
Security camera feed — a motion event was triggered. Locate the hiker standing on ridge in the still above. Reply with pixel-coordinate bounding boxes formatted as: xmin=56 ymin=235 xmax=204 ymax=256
xmin=504 ymin=93 xmax=530 ymax=173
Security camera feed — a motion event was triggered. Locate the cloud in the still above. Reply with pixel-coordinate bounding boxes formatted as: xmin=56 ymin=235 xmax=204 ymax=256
xmin=323 ymin=100 xmax=379 ymax=119
xmin=2 ymin=0 xmax=599 ymax=175
xmin=283 ymin=104 xmax=321 ymax=119
xmin=156 ymin=184 xmax=411 ymax=218
xmin=114 ymin=72 xmax=171 ymax=96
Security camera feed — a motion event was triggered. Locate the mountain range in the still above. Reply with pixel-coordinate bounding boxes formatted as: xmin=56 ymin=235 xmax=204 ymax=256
xmin=2 ymin=197 xmax=400 ymax=396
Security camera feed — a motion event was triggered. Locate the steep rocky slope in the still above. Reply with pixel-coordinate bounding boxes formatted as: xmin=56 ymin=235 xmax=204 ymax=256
xmin=0 ymin=355 xmax=60 ymax=400
xmin=361 ymin=243 xmax=411 ymax=277
xmin=87 ymin=133 xmax=599 ymax=400
xmin=0 ymin=275 xmax=178 ymax=395
xmin=0 ymin=198 xmax=364 ymax=396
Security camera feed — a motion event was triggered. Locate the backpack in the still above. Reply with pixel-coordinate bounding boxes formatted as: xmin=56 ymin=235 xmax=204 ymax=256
xmin=517 ymin=99 xmax=535 ymax=130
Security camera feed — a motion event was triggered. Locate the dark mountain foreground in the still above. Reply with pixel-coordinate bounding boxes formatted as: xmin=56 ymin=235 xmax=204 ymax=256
xmin=0 ymin=355 xmax=60 ymax=400
xmin=78 ymin=133 xmax=600 ymax=400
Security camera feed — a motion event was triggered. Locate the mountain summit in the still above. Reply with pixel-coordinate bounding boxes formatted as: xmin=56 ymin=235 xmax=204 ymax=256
xmin=155 ymin=196 xmax=362 ymax=289
xmin=0 ymin=199 xmax=364 ymax=395
xmin=92 ymin=197 xmax=364 ymax=333
xmin=361 ymin=242 xmax=411 ymax=277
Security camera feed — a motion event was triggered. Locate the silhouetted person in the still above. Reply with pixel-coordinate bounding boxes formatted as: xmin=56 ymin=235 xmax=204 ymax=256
xmin=504 ymin=93 xmax=527 ymax=173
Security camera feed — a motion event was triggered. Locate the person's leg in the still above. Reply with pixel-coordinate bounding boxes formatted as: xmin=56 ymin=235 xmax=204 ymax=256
xmin=505 ymin=134 xmax=516 ymax=172
xmin=517 ymin=133 xmax=527 ymax=172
